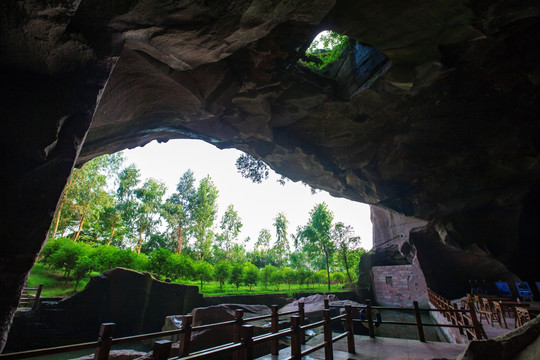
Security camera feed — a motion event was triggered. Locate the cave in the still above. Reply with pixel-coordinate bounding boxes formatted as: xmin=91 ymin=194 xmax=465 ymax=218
xmin=1 ymin=0 xmax=539 ymax=352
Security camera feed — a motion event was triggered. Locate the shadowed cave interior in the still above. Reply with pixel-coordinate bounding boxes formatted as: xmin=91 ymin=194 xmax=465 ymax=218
xmin=1 ymin=0 xmax=539 ymax=355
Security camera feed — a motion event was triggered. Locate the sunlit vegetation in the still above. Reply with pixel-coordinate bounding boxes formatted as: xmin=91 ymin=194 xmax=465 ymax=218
xmin=299 ymin=31 xmax=351 ymax=71
xmin=37 ymin=153 xmax=366 ymax=297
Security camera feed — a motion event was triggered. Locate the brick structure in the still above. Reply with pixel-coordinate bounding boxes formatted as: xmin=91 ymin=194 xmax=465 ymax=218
xmin=372 ymin=265 xmax=428 ymax=306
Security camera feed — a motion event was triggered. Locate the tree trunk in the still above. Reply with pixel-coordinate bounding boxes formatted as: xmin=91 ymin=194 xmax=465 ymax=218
xmin=51 ymin=196 xmax=65 ymax=238
xmin=107 ymin=222 xmax=116 ymax=246
xmin=137 ymin=229 xmax=144 ymax=254
xmin=176 ymin=222 xmax=184 ymax=254
xmin=73 ymin=213 xmax=86 ymax=242
xmin=323 ymin=245 xmax=331 ymax=291
xmin=343 ymin=248 xmax=352 ymax=282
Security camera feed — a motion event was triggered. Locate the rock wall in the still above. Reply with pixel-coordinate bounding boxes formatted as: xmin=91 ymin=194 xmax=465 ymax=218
xmin=1 ymin=0 xmax=539 ymax=350
xmin=4 ymin=268 xmax=204 ymax=352
xmin=366 ymin=206 xmax=521 ymax=299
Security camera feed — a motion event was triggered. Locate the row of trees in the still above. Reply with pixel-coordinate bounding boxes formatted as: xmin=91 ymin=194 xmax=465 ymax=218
xmin=48 ymin=153 xmax=366 ymax=289
xmin=40 ymin=238 xmax=350 ymax=291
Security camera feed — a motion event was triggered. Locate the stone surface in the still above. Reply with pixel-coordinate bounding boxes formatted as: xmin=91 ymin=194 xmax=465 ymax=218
xmin=189 ymin=304 xmax=272 ymax=357
xmin=457 ymin=315 xmax=540 ymax=360
xmin=4 ymin=268 xmax=204 ymax=352
xmin=73 ymin=350 xmax=147 ymax=360
xmin=1 ymin=0 xmax=540 ymax=351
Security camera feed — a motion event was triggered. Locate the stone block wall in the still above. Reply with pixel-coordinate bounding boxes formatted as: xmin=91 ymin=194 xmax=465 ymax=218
xmin=372 ymin=265 xmax=428 ymax=306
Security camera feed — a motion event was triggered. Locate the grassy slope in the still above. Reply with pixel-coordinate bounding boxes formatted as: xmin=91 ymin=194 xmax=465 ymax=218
xmin=27 ymin=263 xmax=92 ymax=297
xmin=27 ymin=263 xmax=350 ymax=298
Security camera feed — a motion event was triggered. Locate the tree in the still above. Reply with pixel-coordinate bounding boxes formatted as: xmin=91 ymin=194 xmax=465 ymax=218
xmin=115 ymin=164 xmax=141 ymax=246
xmin=272 ymin=213 xmax=289 ymax=266
xmin=73 ymin=256 xmax=95 ymax=290
xmin=331 ymin=271 xmax=346 ymax=284
xmin=170 ymin=253 xmax=194 ymax=280
xmin=229 ymin=263 xmax=244 ymax=290
xmin=191 ymin=175 xmax=219 ymax=260
xmin=141 ymin=233 xmax=176 ymax=254
xmin=300 ymin=31 xmax=350 ymax=71
xmin=49 ymin=240 xmax=91 ymax=279
xmin=281 ymin=267 xmax=295 ymax=290
xmin=193 ymin=261 xmax=214 ymax=290
xmin=255 ymin=228 xmax=272 ymax=266
xmin=270 ymin=268 xmax=284 ymax=290
xmin=162 ymin=170 xmax=196 ymax=254
xmin=214 ymin=204 xmax=243 ymax=261
xmin=148 ymin=248 xmax=175 ymax=277
xmin=295 ymin=267 xmax=311 ymax=288
xmin=235 ymin=154 xmax=269 ymax=183
xmin=298 ymin=203 xmax=335 ymax=291
xmin=243 ymin=263 xmax=259 ymax=290
xmin=332 ymin=222 xmax=362 ymax=282
xmin=50 ymin=154 xmax=124 ymax=240
xmin=134 ymin=178 xmax=166 ymax=253
xmin=214 ymin=261 xmax=231 ymax=291
xmin=260 ymin=265 xmax=277 ymax=289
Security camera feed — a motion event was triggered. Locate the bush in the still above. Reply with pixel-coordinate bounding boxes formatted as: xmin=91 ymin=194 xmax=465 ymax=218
xmin=49 ymin=240 xmax=91 ymax=278
xmin=214 ymin=261 xmax=231 ymax=291
xmin=260 ymin=265 xmax=277 ymax=289
xmin=243 ymin=262 xmax=259 ymax=290
xmin=193 ymin=261 xmax=214 ymax=290
xmin=229 ymin=263 xmax=244 ymax=290
xmin=330 ymin=272 xmax=346 ymax=284
xmin=148 ymin=248 xmax=175 ymax=278
xmin=73 ymin=256 xmax=95 ymax=290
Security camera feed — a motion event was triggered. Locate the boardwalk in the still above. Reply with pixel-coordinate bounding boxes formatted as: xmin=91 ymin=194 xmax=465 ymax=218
xmin=257 ymin=334 xmax=468 ymax=360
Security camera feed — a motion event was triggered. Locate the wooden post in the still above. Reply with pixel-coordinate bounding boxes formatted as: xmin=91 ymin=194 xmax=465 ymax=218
xmin=233 ymin=309 xmax=244 ymax=360
xmin=270 ymin=305 xmax=279 ymax=356
xmin=413 ymin=301 xmax=425 ymax=342
xmin=462 ymin=307 xmax=473 ymax=340
xmin=298 ymin=302 xmax=305 ymax=345
xmin=153 ymin=340 xmax=172 ymax=360
xmin=345 ymin=305 xmax=355 ymax=353
xmin=323 ymin=309 xmax=333 ymax=360
xmin=93 ymin=323 xmax=115 ymax=360
xmin=453 ymin=303 xmax=464 ymax=335
xmin=179 ymin=315 xmax=192 ymax=357
xmin=366 ymin=299 xmax=375 ymax=338
xmin=32 ymin=284 xmax=43 ymax=310
xmin=290 ymin=315 xmax=301 ymax=360
xmin=468 ymin=301 xmax=484 ymax=340
xmin=242 ymin=324 xmax=254 ymax=360
xmin=324 ymin=298 xmax=329 ymax=310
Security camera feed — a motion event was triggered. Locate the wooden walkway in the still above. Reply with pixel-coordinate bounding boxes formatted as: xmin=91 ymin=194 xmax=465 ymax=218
xmin=257 ymin=334 xmax=467 ymax=360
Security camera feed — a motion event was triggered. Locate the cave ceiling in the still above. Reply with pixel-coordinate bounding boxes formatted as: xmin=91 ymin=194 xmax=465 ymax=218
xmin=2 ymin=0 xmax=540 ymax=261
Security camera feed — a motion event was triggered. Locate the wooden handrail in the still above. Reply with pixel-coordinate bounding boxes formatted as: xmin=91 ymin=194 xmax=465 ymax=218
xmin=3 ymin=294 xmax=486 ymax=360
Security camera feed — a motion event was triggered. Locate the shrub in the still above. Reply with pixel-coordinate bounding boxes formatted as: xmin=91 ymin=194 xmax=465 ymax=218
xmin=243 ymin=262 xmax=259 ymax=290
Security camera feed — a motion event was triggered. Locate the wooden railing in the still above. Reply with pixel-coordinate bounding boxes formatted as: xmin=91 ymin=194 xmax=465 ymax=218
xmin=18 ymin=284 xmax=43 ymax=310
xmin=427 ymin=288 xmax=486 ymax=340
xmin=0 ymin=301 xmax=358 ymax=360
xmin=1 ymin=294 xmax=487 ymax=360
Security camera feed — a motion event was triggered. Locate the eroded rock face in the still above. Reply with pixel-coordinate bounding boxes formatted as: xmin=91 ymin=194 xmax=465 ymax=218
xmin=1 ymin=0 xmax=539 ymax=351
xmin=4 ymin=268 xmax=204 ymax=352
xmin=457 ymin=315 xmax=540 ymax=360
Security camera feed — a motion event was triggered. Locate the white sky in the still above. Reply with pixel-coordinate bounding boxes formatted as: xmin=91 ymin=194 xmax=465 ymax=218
xmin=123 ymin=139 xmax=373 ymax=251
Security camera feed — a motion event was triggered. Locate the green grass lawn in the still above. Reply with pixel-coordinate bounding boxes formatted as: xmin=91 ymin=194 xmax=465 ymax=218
xmin=182 ymin=279 xmax=348 ymax=296
xmin=27 ymin=263 xmax=93 ymax=298
xmin=27 ymin=263 xmax=352 ymax=299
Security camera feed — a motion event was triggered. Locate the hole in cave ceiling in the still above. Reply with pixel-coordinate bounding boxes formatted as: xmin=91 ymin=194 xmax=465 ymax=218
xmin=299 ymin=30 xmax=391 ymax=96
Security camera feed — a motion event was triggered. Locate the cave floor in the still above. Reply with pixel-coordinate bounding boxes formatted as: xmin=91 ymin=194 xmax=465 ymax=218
xmin=257 ymin=334 xmax=468 ymax=360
